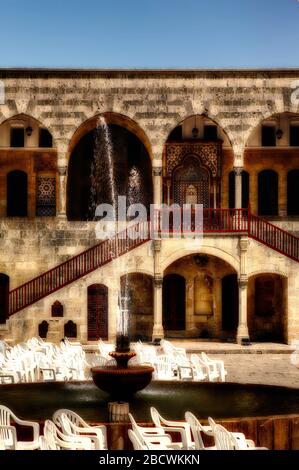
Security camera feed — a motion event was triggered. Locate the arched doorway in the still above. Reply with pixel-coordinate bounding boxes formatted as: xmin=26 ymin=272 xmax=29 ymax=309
xmin=287 ymin=169 xmax=299 ymax=215
xmin=163 ymin=274 xmax=186 ymax=331
xmin=120 ymin=273 xmax=153 ymax=341
xmin=248 ymin=274 xmax=287 ymax=343
xmin=0 ymin=274 xmax=9 ymax=324
xmin=87 ymin=284 xmax=108 ymax=340
xmin=258 ymin=170 xmax=278 ymax=216
xmin=7 ymin=170 xmax=28 ymax=216
xmin=67 ymin=121 xmax=152 ymax=220
xmin=222 ymin=274 xmax=239 ymax=333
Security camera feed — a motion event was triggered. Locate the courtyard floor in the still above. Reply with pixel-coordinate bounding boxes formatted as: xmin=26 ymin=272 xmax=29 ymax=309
xmin=87 ymin=340 xmax=299 ymax=389
xmin=173 ymin=341 xmax=299 ymax=388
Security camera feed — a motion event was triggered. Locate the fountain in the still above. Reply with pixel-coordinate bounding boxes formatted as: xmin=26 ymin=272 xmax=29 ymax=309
xmin=92 ymin=296 xmax=154 ymax=399
xmin=90 ymin=117 xmax=154 ymax=399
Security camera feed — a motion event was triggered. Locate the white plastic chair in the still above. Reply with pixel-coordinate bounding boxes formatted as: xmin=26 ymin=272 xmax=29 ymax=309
xmin=150 ymin=407 xmax=193 ymax=450
xmin=129 ymin=413 xmax=181 ymax=450
xmin=52 ymin=409 xmax=107 ymax=449
xmin=43 ymin=420 xmax=94 ymax=450
xmin=155 ymin=355 xmax=174 ymax=380
xmin=0 ymin=405 xmax=39 ymax=450
xmin=201 ymin=353 xmax=227 ymax=382
xmin=190 ymin=354 xmax=209 ymax=381
xmin=185 ymin=412 xmax=215 ymax=450
xmin=128 ymin=429 xmax=148 ymax=450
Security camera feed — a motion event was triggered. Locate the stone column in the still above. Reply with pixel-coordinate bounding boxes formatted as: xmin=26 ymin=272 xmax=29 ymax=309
xmin=57 ymin=166 xmax=67 ymax=219
xmin=166 ymin=179 xmax=171 ymax=206
xmin=153 ymin=162 xmax=163 ymax=206
xmin=214 ymin=276 xmax=222 ymax=337
xmin=153 ymin=275 xmax=164 ymax=340
xmin=186 ymin=278 xmax=195 ymax=331
xmin=213 ymin=179 xmax=217 ymax=209
xmin=234 ymin=166 xmax=243 ymax=209
xmin=237 ymin=236 xmax=250 ymax=343
xmin=152 ymin=239 xmax=164 ymax=340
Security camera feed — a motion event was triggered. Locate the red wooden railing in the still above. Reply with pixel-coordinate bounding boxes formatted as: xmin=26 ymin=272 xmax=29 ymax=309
xmin=9 ymin=221 xmax=150 ymax=315
xmin=8 ymin=208 xmax=299 ymax=316
xmin=249 ymin=212 xmax=299 ymax=262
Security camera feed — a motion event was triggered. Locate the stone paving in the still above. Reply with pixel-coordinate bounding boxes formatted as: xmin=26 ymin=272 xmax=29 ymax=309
xmin=207 ymin=353 xmax=299 ymax=388
xmin=87 ymin=341 xmax=299 ymax=389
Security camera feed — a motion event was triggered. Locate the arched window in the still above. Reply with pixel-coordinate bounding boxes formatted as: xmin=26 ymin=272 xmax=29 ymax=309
xmin=7 ymin=170 xmax=28 ymax=216
xmin=51 ymin=301 xmax=63 ymax=317
xmin=287 ymin=169 xmax=299 ymax=215
xmin=258 ymin=170 xmax=278 ymax=216
xmin=64 ymin=321 xmax=77 ymax=338
xmin=228 ymin=171 xmax=250 ymax=209
xmin=0 ymin=274 xmax=9 ymax=324
xmin=38 ymin=321 xmax=49 ymax=339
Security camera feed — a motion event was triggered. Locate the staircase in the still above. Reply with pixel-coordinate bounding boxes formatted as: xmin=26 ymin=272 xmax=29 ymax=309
xmin=8 ymin=209 xmax=299 ymax=317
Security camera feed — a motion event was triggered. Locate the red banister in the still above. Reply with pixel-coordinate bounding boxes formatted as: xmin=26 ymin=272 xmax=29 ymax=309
xmin=9 ymin=220 xmax=151 ymax=316
xmin=248 ymin=213 xmax=299 ymax=262
xmin=8 ymin=209 xmax=299 ymax=317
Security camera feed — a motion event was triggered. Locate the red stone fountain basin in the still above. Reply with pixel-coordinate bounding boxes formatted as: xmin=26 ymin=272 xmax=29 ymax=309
xmin=91 ymin=365 xmax=154 ymax=399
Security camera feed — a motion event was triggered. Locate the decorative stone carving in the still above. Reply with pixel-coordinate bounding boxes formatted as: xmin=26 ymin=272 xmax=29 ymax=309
xmin=154 ymin=275 xmax=163 ymax=288
xmin=165 ymin=142 xmax=222 ymax=178
xmin=153 ymin=167 xmax=162 ymax=177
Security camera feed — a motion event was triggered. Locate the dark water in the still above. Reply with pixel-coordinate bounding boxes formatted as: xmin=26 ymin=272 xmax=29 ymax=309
xmin=0 ymin=381 xmax=299 ymax=423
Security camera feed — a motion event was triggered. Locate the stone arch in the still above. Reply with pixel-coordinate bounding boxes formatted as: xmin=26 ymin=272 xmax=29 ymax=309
xmin=162 ymin=245 xmax=239 ymax=275
xmin=0 ymin=113 xmax=57 ymax=147
xmin=67 ymin=112 xmax=153 ymax=220
xmin=162 ymin=112 xmax=234 ymax=151
xmin=67 ymin=112 xmax=153 ymax=160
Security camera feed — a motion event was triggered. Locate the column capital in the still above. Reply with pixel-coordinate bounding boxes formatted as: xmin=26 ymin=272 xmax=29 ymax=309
xmin=153 ymin=239 xmax=162 ymax=252
xmin=240 ymin=236 xmax=249 ymax=252
xmin=153 ymin=166 xmax=162 ymax=177
xmin=238 ymin=275 xmax=248 ymax=288
xmin=154 ymin=275 xmax=163 ymax=288
xmin=233 ymin=166 xmax=244 ymax=176
xmin=58 ymin=166 xmax=67 ymax=176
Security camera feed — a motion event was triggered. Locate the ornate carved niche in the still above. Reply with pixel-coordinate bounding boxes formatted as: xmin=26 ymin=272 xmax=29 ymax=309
xmin=51 ymin=300 xmax=64 ymax=318
xmin=164 ymin=141 xmax=222 ymax=179
xmin=164 ymin=141 xmax=223 ymax=207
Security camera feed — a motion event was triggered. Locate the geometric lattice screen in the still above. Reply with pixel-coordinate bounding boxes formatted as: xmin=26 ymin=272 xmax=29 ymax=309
xmin=36 ymin=176 xmax=56 ymax=216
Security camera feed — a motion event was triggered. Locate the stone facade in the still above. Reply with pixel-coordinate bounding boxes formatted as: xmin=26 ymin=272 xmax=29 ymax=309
xmin=0 ymin=68 xmax=299 ymax=344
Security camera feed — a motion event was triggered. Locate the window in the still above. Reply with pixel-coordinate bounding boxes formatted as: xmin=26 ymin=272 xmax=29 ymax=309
xmin=10 ymin=127 xmax=25 ymax=147
xmin=39 ymin=128 xmax=53 ymax=148
xmin=261 ymin=126 xmax=276 ymax=147
xmin=204 ymin=125 xmax=218 ymax=140
xmin=258 ymin=170 xmax=278 ymax=216
xmin=51 ymin=301 xmax=64 ymax=317
xmin=290 ymin=125 xmax=299 ymax=147
xmin=7 ymin=170 xmax=28 ymax=216
xmin=168 ymin=125 xmax=182 ymax=141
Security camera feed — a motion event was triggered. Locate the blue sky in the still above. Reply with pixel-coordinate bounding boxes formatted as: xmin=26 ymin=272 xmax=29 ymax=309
xmin=0 ymin=0 xmax=299 ymax=68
